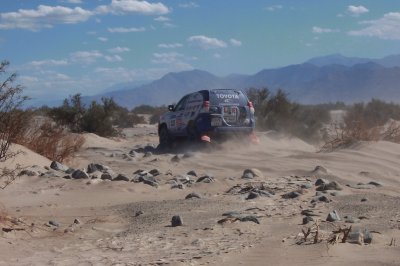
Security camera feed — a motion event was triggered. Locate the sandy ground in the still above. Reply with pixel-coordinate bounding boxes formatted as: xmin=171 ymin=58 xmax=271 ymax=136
xmin=0 ymin=124 xmax=399 ymax=265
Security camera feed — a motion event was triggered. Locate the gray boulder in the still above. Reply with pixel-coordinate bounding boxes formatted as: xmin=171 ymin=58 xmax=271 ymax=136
xmin=242 ymin=168 xmax=263 ymax=179
xmin=72 ymin=170 xmax=89 ymax=179
xmin=50 ymin=161 xmax=69 ymax=172
xmin=326 ymin=210 xmax=341 ymax=222
xmin=171 ymin=215 xmax=183 ymax=227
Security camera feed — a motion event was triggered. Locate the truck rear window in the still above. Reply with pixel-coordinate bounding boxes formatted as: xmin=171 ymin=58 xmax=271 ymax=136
xmin=209 ymin=90 xmax=247 ymax=106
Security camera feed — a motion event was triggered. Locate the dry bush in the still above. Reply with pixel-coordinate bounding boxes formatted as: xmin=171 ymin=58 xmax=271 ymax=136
xmin=321 ymin=121 xmax=380 ymax=151
xmin=13 ymin=119 xmax=85 ymax=162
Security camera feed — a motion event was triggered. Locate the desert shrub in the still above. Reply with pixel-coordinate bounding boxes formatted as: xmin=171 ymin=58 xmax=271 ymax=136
xmin=321 ymin=99 xmax=400 ymax=150
xmin=132 ymin=104 xmax=157 ymax=114
xmin=15 ymin=119 xmax=85 ymax=162
xmin=81 ymin=100 xmax=116 ymax=137
xmin=246 ymin=88 xmax=330 ymax=142
xmin=0 ymin=60 xmax=29 ymax=162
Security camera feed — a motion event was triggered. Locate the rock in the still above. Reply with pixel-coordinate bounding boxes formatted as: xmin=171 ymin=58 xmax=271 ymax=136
xmin=87 ymin=163 xmax=107 ymax=174
xmin=65 ymin=168 xmax=75 ymax=174
xmin=316 ymin=181 xmax=342 ymax=191
xmin=49 ymin=220 xmax=59 ymax=227
xmin=318 ymin=195 xmax=330 ymax=202
xmin=363 ymin=229 xmax=373 ymax=244
xmin=171 ymin=183 xmax=184 ymax=189
xmin=113 ymin=174 xmax=130 ymax=181
xmin=282 ymin=191 xmax=301 ymax=199
xmin=187 ymin=170 xmax=197 ymax=177
xmin=133 ymin=169 xmax=145 ymax=175
xmin=62 ymin=175 xmax=71 ymax=179
xmin=303 ymin=216 xmax=314 ymax=224
xmin=242 ymin=168 xmax=263 ymax=179
xmin=315 ymin=178 xmax=329 ymax=186
xmin=135 ymin=210 xmax=144 ymax=217
xmin=171 ymin=155 xmax=180 ymax=163
xmin=18 ymin=169 xmax=38 ymax=176
xmin=361 ymin=197 xmax=368 ymax=202
xmin=246 ymin=191 xmax=259 ymax=200
xmin=101 ymin=173 xmax=113 ymax=180
xmin=368 ymin=181 xmax=383 ymax=187
xmin=239 ymin=215 xmax=260 ymax=224
xmin=50 ymin=161 xmax=69 ymax=172
xmin=71 ymin=170 xmax=89 ymax=179
xmin=139 ymin=174 xmax=158 ymax=187
xmin=74 ymin=219 xmax=81 ymax=224
xmin=171 ymin=215 xmax=183 ymax=227
xmin=185 ymin=192 xmax=202 ymax=199
xmin=326 ymin=210 xmax=340 ymax=222
xmin=196 ymin=175 xmax=215 ymax=183
xmin=301 ymin=183 xmax=313 ymax=189
xmin=301 ymin=209 xmax=319 ymax=217
xmin=149 ymin=169 xmax=161 ymax=176
xmin=222 ymin=211 xmax=241 ymax=218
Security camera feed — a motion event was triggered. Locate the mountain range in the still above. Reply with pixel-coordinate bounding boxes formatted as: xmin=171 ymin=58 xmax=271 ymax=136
xmin=82 ymin=54 xmax=400 ymax=108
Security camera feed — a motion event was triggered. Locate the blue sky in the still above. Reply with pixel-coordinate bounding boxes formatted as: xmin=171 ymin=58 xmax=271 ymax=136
xmin=1 ymin=0 xmax=400 ymax=103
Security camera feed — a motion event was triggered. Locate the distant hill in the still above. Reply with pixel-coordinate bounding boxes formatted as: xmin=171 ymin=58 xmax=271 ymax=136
xmin=80 ymin=54 xmax=400 ymax=108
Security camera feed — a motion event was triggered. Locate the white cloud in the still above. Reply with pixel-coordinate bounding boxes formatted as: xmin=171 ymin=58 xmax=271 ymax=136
xmin=347 ymin=5 xmax=369 ymax=16
xmin=187 ymin=35 xmax=227 ymax=49
xmin=213 ymin=53 xmax=221 ymax=59
xmin=229 ymin=38 xmax=242 ymax=47
xmin=152 ymin=52 xmax=183 ymax=64
xmin=158 ymin=43 xmax=183 ymax=48
xmin=70 ymin=50 xmax=103 ymax=64
xmin=162 ymin=22 xmax=176 ymax=28
xmin=179 ymin=2 xmax=199 ymax=8
xmin=151 ymin=52 xmax=193 ymax=70
xmin=312 ymin=26 xmax=339 ymax=34
xmin=108 ymin=46 xmax=131 ymax=53
xmin=0 ymin=5 xmax=93 ymax=31
xmin=348 ymin=12 xmax=400 ymax=40
xmin=98 ymin=37 xmax=108 ymax=42
xmin=28 ymin=59 xmax=69 ymax=67
xmin=104 ymin=55 xmax=123 ymax=62
xmin=108 ymin=26 xmax=145 ymax=33
xmin=63 ymin=0 xmax=83 ymax=4
xmin=96 ymin=0 xmax=170 ymax=15
xmin=154 ymin=16 xmax=169 ymax=22
xmin=265 ymin=5 xmax=282 ymax=12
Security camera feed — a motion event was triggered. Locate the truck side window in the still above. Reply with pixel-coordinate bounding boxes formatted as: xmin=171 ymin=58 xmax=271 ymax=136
xmin=175 ymin=96 xmax=188 ymax=111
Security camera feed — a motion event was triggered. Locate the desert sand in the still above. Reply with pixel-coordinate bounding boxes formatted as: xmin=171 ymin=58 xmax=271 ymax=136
xmin=1 ymin=124 xmax=399 ymax=265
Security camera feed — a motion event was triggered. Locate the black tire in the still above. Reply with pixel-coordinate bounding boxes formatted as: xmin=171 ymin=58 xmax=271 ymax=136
xmin=159 ymin=125 xmax=172 ymax=148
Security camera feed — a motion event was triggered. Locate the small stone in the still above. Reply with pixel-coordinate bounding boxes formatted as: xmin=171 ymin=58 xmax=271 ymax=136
xmin=49 ymin=220 xmax=59 ymax=227
xmin=171 ymin=155 xmax=181 ymax=163
xmin=368 ymin=181 xmax=382 ymax=187
xmin=242 ymin=168 xmax=263 ymax=179
xmin=239 ymin=215 xmax=260 ymax=224
xmin=87 ymin=163 xmax=107 ymax=174
xmin=187 ymin=170 xmax=197 ymax=177
xmin=246 ymin=191 xmax=259 ymax=200
xmin=196 ymin=175 xmax=215 ymax=183
xmin=171 ymin=215 xmax=183 ymax=227
xmin=318 ymin=195 xmax=330 ymax=202
xmin=50 ymin=161 xmax=69 ymax=172
xmin=316 ymin=181 xmax=342 ymax=191
xmin=361 ymin=198 xmax=368 ymax=202
xmin=326 ymin=210 xmax=340 ymax=222
xmin=62 ymin=175 xmax=71 ymax=179
xmin=303 ymin=216 xmax=314 ymax=225
xmin=282 ymin=191 xmax=301 ymax=199
xmin=222 ymin=211 xmax=241 ymax=218
xmin=312 ymin=165 xmax=328 ymax=174
xmin=71 ymin=169 xmax=89 ymax=179
xmin=101 ymin=173 xmax=113 ymax=180
xmin=185 ymin=192 xmax=202 ymax=199
xmin=74 ymin=219 xmax=81 ymax=224
xmin=301 ymin=183 xmax=313 ymax=189
xmin=315 ymin=178 xmax=328 ymax=186
xmin=149 ymin=169 xmax=161 ymax=176
xmin=135 ymin=211 xmax=144 ymax=217
xmin=113 ymin=174 xmax=130 ymax=181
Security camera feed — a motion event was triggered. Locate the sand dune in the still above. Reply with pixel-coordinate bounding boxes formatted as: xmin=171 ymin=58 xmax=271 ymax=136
xmin=1 ymin=126 xmax=399 ymax=265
